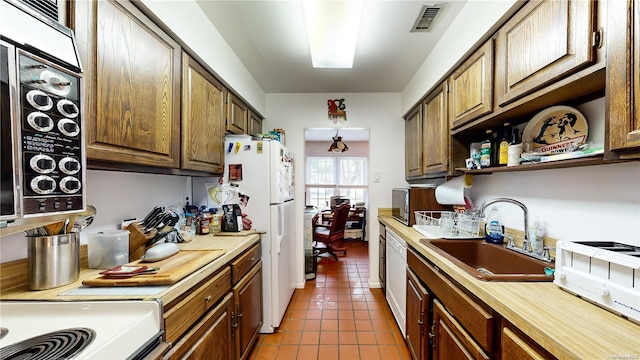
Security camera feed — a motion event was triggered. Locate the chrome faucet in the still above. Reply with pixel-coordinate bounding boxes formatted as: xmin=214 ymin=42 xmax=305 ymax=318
xmin=478 ymin=198 xmax=553 ymax=262
xmin=478 ymin=197 xmax=529 ymax=242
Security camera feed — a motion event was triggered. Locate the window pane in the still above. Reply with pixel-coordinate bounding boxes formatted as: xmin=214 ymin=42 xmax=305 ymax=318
xmin=306 ymin=187 xmax=335 ymax=209
xmin=338 ymin=158 xmax=367 ymax=185
xmin=307 ymin=157 xmax=335 ymax=185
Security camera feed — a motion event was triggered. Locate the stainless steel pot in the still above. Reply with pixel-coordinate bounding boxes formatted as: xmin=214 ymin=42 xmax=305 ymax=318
xmin=27 ymin=233 xmax=79 ymax=290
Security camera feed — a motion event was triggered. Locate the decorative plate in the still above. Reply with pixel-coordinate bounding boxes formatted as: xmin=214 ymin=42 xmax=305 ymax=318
xmin=522 ymin=105 xmax=588 ymax=154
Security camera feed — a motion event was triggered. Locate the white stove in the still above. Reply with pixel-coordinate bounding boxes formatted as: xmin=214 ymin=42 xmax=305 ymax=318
xmin=0 ymin=300 xmax=163 ymax=359
xmin=554 ymin=241 xmax=640 ymax=324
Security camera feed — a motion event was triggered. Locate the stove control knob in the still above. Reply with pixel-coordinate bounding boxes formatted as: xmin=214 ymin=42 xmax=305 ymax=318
xmin=30 ymin=154 xmax=56 ymax=174
xmin=60 ymin=176 xmax=81 ymax=194
xmin=27 ymin=112 xmax=54 ymax=132
xmin=31 ymin=175 xmax=56 ymax=194
xmin=56 ymin=99 xmax=79 ymax=118
xmin=59 ymin=157 xmax=80 ymax=175
xmin=26 ymin=90 xmax=53 ymax=111
xmin=596 ymin=285 xmax=610 ymax=298
xmin=57 ymin=118 xmax=80 ymax=137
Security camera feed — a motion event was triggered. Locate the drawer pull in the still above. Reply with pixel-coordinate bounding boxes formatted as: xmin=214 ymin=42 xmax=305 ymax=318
xmin=204 ymin=295 xmax=212 ymax=302
xmin=249 ymin=257 xmax=255 ymax=262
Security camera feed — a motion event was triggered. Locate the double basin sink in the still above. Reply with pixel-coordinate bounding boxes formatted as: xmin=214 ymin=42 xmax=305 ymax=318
xmin=420 ymin=239 xmax=554 ymax=282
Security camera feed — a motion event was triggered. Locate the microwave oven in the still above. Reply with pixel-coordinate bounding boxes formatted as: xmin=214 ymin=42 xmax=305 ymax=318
xmin=391 ymin=187 xmax=449 ymax=226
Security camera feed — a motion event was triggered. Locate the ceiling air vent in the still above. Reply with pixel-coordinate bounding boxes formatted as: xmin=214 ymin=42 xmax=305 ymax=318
xmin=18 ymin=0 xmax=58 ymax=22
xmin=411 ymin=4 xmax=446 ymax=32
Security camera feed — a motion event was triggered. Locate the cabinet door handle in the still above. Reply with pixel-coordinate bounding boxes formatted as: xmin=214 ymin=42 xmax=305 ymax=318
xmin=204 ymin=295 xmax=212 ymax=302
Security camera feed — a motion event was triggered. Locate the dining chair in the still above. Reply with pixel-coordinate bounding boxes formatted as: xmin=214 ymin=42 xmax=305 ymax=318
xmin=313 ymin=204 xmax=350 ymax=261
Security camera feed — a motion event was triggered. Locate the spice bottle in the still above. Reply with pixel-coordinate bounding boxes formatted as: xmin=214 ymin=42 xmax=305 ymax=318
xmin=480 ymin=130 xmax=493 ymax=168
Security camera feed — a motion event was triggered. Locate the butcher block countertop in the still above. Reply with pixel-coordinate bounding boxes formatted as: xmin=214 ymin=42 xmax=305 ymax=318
xmin=0 ymin=232 xmax=261 ymax=306
xmin=380 ymin=216 xmax=640 ymax=360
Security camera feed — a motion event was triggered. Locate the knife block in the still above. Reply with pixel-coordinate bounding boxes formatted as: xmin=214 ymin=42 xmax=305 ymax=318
xmin=126 ymin=223 xmax=155 ymax=261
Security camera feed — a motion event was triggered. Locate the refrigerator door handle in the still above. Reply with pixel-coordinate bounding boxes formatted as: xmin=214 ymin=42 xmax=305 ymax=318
xmin=276 ymin=205 xmax=284 ymax=254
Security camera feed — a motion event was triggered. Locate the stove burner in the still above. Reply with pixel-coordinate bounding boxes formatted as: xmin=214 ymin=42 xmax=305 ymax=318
xmin=0 ymin=327 xmax=95 ymax=360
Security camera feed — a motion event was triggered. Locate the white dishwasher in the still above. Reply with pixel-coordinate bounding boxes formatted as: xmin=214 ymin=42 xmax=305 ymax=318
xmin=385 ymin=228 xmax=407 ymax=337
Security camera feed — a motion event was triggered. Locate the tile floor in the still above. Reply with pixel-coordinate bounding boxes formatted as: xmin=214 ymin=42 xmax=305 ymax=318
xmin=248 ymin=240 xmax=411 ymax=360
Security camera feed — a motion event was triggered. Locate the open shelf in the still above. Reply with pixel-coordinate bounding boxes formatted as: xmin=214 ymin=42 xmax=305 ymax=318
xmin=456 ymin=155 xmax=614 ymax=174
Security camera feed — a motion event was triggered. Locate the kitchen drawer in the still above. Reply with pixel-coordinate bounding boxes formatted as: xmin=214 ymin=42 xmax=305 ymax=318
xmin=164 ymin=266 xmax=232 ymax=343
xmin=408 ymin=248 xmax=494 ymax=352
xmin=231 ymin=243 xmax=261 ymax=285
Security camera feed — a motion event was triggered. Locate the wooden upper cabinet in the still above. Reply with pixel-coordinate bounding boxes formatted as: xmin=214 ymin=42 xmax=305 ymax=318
xmin=449 ymin=40 xmax=494 ymax=129
xmin=247 ymin=111 xmax=263 ymax=137
xmin=423 ymin=82 xmax=449 ymax=175
xmin=607 ymin=0 xmax=640 ymax=157
xmin=72 ymin=0 xmax=181 ymax=167
xmin=494 ymin=0 xmax=596 ymax=107
xmin=226 ymin=94 xmax=249 ymax=134
xmin=405 ymin=105 xmax=423 ymax=179
xmin=182 ymin=53 xmax=225 ymax=173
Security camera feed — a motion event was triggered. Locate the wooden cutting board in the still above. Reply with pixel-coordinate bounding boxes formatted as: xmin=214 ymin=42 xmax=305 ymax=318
xmin=82 ymin=249 xmax=225 ymax=287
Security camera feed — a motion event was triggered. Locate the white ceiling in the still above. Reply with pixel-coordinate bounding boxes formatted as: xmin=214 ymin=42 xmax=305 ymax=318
xmin=195 ymin=0 xmax=467 ymax=94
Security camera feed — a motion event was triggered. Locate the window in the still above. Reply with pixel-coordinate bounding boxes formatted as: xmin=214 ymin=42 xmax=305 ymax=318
xmin=306 ymin=156 xmax=368 ymax=209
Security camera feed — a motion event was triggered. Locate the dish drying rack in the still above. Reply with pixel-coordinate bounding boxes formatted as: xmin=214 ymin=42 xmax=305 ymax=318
xmin=413 ymin=211 xmax=483 ymax=239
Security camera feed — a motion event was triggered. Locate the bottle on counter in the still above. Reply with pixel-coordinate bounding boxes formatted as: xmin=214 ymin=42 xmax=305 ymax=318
xmin=508 ymin=127 xmax=522 ymax=167
xmin=484 ymin=206 xmax=504 ymax=244
xmin=480 ymin=129 xmax=493 ymax=168
xmin=498 ymin=123 xmax=512 ymax=166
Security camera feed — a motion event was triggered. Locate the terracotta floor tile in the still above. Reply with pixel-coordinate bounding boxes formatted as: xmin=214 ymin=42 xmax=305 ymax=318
xmin=280 ymin=318 xmax=304 ymax=331
xmin=339 ymin=344 xmax=360 ymax=359
xmin=357 ymin=331 xmax=377 ymax=345
xmin=288 ymin=309 xmax=307 ymax=319
xmin=359 ymin=344 xmax=382 ymax=360
xmin=339 ymin=331 xmax=358 ymax=344
xmin=319 ymin=330 xmax=339 ymax=344
xmin=275 ymin=344 xmax=299 ymax=360
xmin=355 ymin=320 xmax=373 ymax=331
xmin=250 ymin=241 xmax=410 ymax=358
xmin=338 ymin=309 xmax=354 ymax=319
xmin=339 ymin=319 xmax=356 ymax=331
xmin=317 ymin=344 xmax=338 ymax=359
xmin=281 ymin=331 xmax=302 ymax=344
xmin=300 ymin=331 xmax=320 ymax=345
xmin=322 ymin=309 xmax=338 ymax=319
xmin=304 ymin=319 xmax=321 ymax=331
xmin=306 ymin=309 xmax=323 ymax=319
xmin=296 ymin=344 xmax=318 ymax=360
xmin=251 ymin=344 xmax=278 ymax=360
xmin=354 ymin=309 xmax=371 ymax=320
xmin=321 ymin=319 xmax=338 ymax=331
xmin=378 ymin=345 xmax=402 ymax=360
xmin=374 ymin=331 xmax=396 ymax=345
xmin=261 ymin=332 xmax=283 ymax=345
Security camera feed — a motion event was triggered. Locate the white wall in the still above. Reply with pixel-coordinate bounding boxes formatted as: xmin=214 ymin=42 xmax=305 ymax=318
xmin=265 ymin=93 xmax=407 ymax=288
xmin=1 ymin=170 xmax=191 ymax=263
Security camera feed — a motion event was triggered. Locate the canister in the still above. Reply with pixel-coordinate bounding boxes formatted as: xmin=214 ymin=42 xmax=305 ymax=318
xmin=88 ymin=230 xmax=130 ymax=269
xmin=28 ymin=233 xmax=79 ymax=290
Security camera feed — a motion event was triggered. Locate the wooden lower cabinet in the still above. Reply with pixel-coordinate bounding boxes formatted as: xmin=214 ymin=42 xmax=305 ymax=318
xmin=501 ymin=326 xmax=555 ymax=360
xmin=170 ymin=293 xmax=235 ymax=360
xmin=432 ymin=300 xmax=490 ymax=360
xmin=233 ymin=262 xmax=263 ymax=360
xmin=406 ymin=268 xmax=429 ymax=360
xmin=165 ymin=241 xmax=263 ymax=360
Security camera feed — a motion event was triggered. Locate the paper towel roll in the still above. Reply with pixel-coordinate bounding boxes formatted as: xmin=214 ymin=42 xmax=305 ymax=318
xmin=435 ymin=176 xmax=467 ymax=205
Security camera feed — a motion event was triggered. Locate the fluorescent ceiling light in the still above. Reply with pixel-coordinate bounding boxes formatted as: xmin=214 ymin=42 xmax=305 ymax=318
xmin=303 ymin=0 xmax=363 ymax=68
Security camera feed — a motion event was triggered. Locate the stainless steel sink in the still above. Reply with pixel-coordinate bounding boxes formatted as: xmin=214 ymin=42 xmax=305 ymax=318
xmin=420 ymin=239 xmax=554 ymax=281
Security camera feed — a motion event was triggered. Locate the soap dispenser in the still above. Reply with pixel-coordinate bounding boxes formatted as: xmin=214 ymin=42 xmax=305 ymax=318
xmin=484 ymin=206 xmax=504 ymax=244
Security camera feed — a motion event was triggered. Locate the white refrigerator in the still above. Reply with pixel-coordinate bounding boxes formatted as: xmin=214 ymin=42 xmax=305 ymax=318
xmin=224 ymin=137 xmax=295 ymax=333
